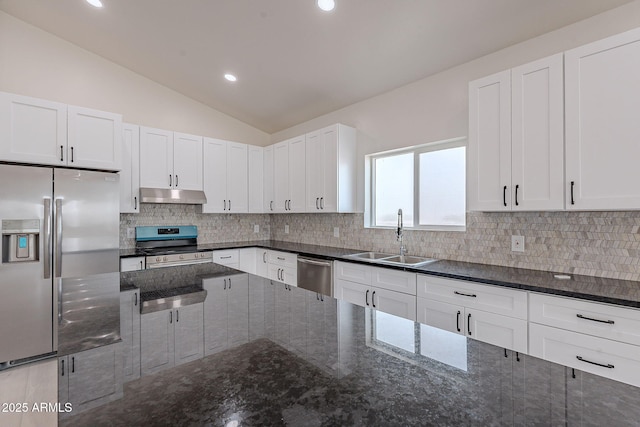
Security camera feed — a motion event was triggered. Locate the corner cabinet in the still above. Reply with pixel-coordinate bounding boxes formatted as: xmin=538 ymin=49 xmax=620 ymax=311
xmin=58 ymin=343 xmax=123 ymax=418
xmin=202 ymin=138 xmax=248 ymax=213
xmin=305 ymin=124 xmax=357 ymax=213
xmin=139 ymin=127 xmax=203 ymax=191
xmin=0 ymin=92 xmax=122 ymax=171
xmin=120 ymin=124 xmax=140 ymax=213
xmin=468 ymin=53 xmax=564 ymax=211
xmin=565 ymin=28 xmax=640 ymax=210
xmin=273 ymin=135 xmax=306 ymax=212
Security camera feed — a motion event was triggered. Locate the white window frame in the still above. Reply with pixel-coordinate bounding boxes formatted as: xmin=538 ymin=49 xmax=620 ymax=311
xmin=365 ymin=136 xmax=466 ymax=232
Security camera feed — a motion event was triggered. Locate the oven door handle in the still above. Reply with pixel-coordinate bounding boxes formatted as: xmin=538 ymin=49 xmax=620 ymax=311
xmin=298 ymin=257 xmax=332 ymax=267
xmin=146 ymin=258 xmax=212 ymax=268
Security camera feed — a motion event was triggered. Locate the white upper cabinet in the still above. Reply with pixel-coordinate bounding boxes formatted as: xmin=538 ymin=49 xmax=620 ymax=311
xmin=120 ymin=124 xmax=140 ymax=213
xmin=202 ymin=138 xmax=248 ymax=213
xmin=305 ymin=124 xmax=357 ymax=213
xmin=469 ymin=53 xmax=564 ymax=211
xmin=67 ymin=105 xmax=122 ymax=171
xmin=565 ymin=28 xmax=640 ymax=210
xmin=140 ymin=127 xmax=203 ymax=191
xmin=0 ymin=92 xmax=122 ymax=171
xmin=263 ymin=145 xmax=274 ymax=213
xmin=173 ymin=132 xmax=204 ymax=191
xmin=273 ymin=135 xmax=306 ymax=213
xmin=511 ymin=54 xmax=564 ymax=211
xmin=248 ymin=145 xmax=264 ymax=213
xmin=140 ymin=127 xmax=174 ymax=189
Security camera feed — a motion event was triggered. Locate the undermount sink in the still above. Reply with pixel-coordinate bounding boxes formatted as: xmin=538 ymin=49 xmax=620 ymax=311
xmin=346 ymin=252 xmax=437 ymax=267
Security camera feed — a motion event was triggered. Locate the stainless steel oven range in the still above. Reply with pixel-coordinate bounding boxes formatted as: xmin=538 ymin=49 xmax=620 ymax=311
xmin=135 ymin=226 xmax=212 ymax=268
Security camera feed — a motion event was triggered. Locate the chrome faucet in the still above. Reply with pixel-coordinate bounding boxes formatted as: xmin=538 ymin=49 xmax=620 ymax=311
xmin=396 ymin=209 xmax=407 ymax=257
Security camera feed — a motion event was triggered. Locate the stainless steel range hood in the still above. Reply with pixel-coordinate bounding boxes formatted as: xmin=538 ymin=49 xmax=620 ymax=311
xmin=140 ymin=188 xmax=207 ymax=205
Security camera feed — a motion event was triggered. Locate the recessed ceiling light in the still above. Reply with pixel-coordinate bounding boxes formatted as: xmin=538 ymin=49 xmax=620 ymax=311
xmin=86 ymin=0 xmax=103 ymax=8
xmin=317 ymin=0 xmax=335 ymax=12
xmin=224 ymin=74 xmax=237 ymax=82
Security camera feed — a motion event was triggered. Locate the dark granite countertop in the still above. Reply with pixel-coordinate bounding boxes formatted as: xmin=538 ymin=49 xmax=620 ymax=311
xmin=120 ymin=240 xmax=640 ymax=308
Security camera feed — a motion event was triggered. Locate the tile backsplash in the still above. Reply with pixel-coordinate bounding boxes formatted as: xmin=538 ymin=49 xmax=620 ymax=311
xmin=270 ymin=211 xmax=640 ymax=281
xmin=119 ymin=204 xmax=270 ymax=249
xmin=121 ymin=206 xmax=640 ymax=281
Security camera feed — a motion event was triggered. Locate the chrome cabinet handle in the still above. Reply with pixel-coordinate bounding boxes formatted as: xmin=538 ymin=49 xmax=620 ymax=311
xmin=71 ymin=357 xmax=75 ymax=373
xmin=571 ymin=181 xmax=575 ymax=205
xmin=576 ymin=314 xmax=614 ymax=325
xmin=170 ymin=311 xmax=173 ymax=323
xmin=228 ymin=277 xmax=231 ymax=289
xmin=60 ymin=145 xmax=64 ymax=162
xmin=176 ymin=309 xmax=179 ymax=322
xmin=576 ymin=355 xmax=614 ymax=369
xmin=224 ymin=278 xmax=227 ymax=290
xmin=316 ymin=198 xmax=319 ymax=209
xmin=503 ymin=185 xmax=507 ymax=207
xmin=135 ymin=292 xmax=138 ymax=306
xmin=175 ymin=175 xmax=179 ymax=187
xmin=134 ymin=196 xmax=138 ymax=210
xmin=270 ymin=201 xmax=273 ymax=211
xmin=61 ymin=359 xmax=65 ymax=376
xmin=456 ymin=311 xmax=461 ymax=332
xmin=371 ymin=291 xmax=376 ymax=308
xmin=365 ymin=289 xmax=369 ymax=306
xmin=467 ymin=313 xmax=472 ymax=336
xmin=70 ymin=147 xmax=74 ymax=163
xmin=169 ymin=175 xmax=172 ymax=187
xmin=454 ymin=291 xmax=477 ymax=298
xmin=263 ymin=252 xmax=267 ymax=263
xmin=43 ymin=198 xmax=51 ymax=279
xmin=220 ymin=256 xmax=232 ymax=259
xmin=54 ymin=199 xmax=63 ymax=278
xmin=224 ymin=200 xmax=227 ymax=211
xmin=277 ymin=256 xmax=285 ymax=261
xmin=515 ymin=185 xmax=519 ymax=206
xmin=320 ymin=197 xmax=324 ymax=209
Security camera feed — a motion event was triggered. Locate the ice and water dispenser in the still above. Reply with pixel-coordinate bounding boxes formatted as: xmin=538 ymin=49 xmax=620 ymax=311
xmin=1 ymin=219 xmax=39 ymax=263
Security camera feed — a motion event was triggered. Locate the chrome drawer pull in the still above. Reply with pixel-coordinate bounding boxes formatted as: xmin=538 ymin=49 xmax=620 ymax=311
xmin=576 ymin=314 xmax=614 ymax=325
xmin=454 ymin=291 xmax=477 ymax=298
xmin=220 ymin=256 xmax=232 ymax=259
xmin=576 ymin=355 xmax=614 ymax=369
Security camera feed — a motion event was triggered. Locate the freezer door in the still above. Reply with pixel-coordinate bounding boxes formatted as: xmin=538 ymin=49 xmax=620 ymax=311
xmin=0 ymin=164 xmax=54 ymax=363
xmin=54 ymin=169 xmax=121 ymax=356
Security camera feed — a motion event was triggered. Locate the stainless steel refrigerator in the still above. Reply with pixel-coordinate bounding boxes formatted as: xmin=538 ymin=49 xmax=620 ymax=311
xmin=0 ymin=164 xmax=121 ymax=365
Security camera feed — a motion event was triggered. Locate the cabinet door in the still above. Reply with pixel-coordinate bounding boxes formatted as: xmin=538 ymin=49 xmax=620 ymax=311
xmin=256 ymin=249 xmax=269 ymax=277
xmin=120 ymin=257 xmax=145 ymax=272
xmin=468 ymin=70 xmax=511 ymax=211
xmin=58 ymin=356 xmax=69 ymax=405
xmin=417 ymin=298 xmax=464 ymax=335
xmin=248 ymin=275 xmax=266 ymax=341
xmin=248 ymin=145 xmax=264 ymax=213
xmin=227 ymin=142 xmax=248 ymax=213
xmin=67 ymin=105 xmax=122 ymax=171
xmin=203 ymin=277 xmax=228 ymax=356
xmin=565 ymin=28 xmax=640 ymax=210
xmin=305 ymin=129 xmax=323 ymax=211
xmin=0 ymin=92 xmax=67 ymax=166
xmin=227 ymin=274 xmax=249 ymax=348
xmin=120 ymin=124 xmax=140 ymax=213
xmin=289 ymin=286 xmax=307 ymax=355
xmin=68 ymin=344 xmax=120 ymax=406
xmin=320 ymin=126 xmax=339 ymax=212
xmin=173 ymin=132 xmax=203 ymax=190
xmin=288 ymin=135 xmax=306 ymax=212
xmin=466 ymin=308 xmax=527 ymax=353
xmin=371 ymin=267 xmax=416 ymax=295
xmin=120 ymin=290 xmax=140 ymax=382
xmin=273 ymin=141 xmax=289 ymax=212
xmin=371 ymin=287 xmax=416 ymax=321
xmin=511 ymin=53 xmax=564 ymax=211
xmin=140 ymin=127 xmax=173 ymax=189
xmin=141 ymin=309 xmax=175 ymax=375
xmin=202 ymin=138 xmax=228 ymax=213
xmin=307 ymin=291 xmax=326 ymax=365
xmin=174 ymin=303 xmax=204 ymax=366
xmin=274 ymin=282 xmax=291 ymax=347
xmin=334 ymin=278 xmax=368 ymax=309
xmin=263 ymin=145 xmax=275 ymax=212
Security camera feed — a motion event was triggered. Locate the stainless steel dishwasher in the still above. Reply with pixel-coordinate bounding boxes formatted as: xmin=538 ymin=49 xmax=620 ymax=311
xmin=297 ymin=256 xmax=333 ymax=297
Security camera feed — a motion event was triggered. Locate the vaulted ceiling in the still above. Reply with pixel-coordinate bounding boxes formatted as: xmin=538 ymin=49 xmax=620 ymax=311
xmin=0 ymin=0 xmax=632 ymax=133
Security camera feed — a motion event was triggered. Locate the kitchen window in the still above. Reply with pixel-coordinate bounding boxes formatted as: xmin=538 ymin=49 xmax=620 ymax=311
xmin=365 ymin=137 xmax=466 ymax=231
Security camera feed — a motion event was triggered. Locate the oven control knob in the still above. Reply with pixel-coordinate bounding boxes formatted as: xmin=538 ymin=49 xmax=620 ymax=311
xmin=200 ymin=253 xmax=205 ymax=258
xmin=179 ymin=255 xmax=184 ymax=260
xmin=194 ymin=254 xmax=199 ymax=259
xmin=156 ymin=257 xmax=161 ymax=262
xmin=163 ymin=256 xmax=168 ymax=261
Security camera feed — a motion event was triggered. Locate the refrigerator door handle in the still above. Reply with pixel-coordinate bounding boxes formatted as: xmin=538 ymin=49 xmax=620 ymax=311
xmin=43 ymin=198 xmax=52 ymax=279
xmin=54 ymin=198 xmax=63 ymax=278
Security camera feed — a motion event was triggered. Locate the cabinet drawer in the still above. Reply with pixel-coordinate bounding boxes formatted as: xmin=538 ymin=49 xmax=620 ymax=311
xmin=467 ymin=308 xmax=528 ymax=353
xmin=120 ymin=257 xmax=145 ymax=272
xmin=212 ymin=250 xmax=239 ymax=266
xmin=267 ymin=250 xmax=296 ymax=267
xmin=371 ymin=267 xmax=416 ymax=295
xmin=417 ymin=275 xmax=527 ymax=320
xmin=529 ymin=323 xmax=640 ymax=388
xmin=372 ymin=287 xmax=416 ymax=321
xmin=529 ymin=293 xmax=640 ymax=346
xmin=417 ymin=298 xmax=463 ymax=335
xmin=268 ymin=264 xmax=297 ymax=286
xmin=334 ymin=278 xmax=368 ymax=309
xmin=334 ymin=261 xmax=371 ymax=285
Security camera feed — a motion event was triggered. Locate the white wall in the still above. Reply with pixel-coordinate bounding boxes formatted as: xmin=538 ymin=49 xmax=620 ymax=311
xmin=0 ymin=11 xmax=270 ymax=146
xmin=270 ymin=1 xmax=640 ymax=154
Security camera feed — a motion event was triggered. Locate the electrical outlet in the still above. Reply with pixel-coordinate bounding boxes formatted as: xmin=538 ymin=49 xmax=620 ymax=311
xmin=254 ymin=224 xmax=260 ymax=233
xmin=333 ymin=227 xmax=340 ymax=238
xmin=511 ymin=235 xmax=525 ymax=252
xmin=127 ymin=228 xmax=135 ymax=239
xmin=285 ymin=224 xmax=289 ymax=234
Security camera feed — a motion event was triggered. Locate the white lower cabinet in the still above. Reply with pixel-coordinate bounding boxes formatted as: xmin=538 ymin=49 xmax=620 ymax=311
xmin=334 ymin=278 xmax=416 ymax=321
xmin=140 ymin=303 xmax=204 ymax=376
xmin=58 ymin=343 xmax=123 ymax=418
xmin=529 ymin=323 xmax=640 ymax=388
xmin=120 ymin=256 xmax=145 ymax=272
xmin=416 ymin=274 xmax=528 ymax=353
xmin=211 ymin=249 xmax=239 ymax=268
xmin=120 ymin=289 xmax=140 ymax=383
xmin=203 ymin=274 xmax=249 ymax=356
xmin=267 ymin=250 xmax=297 ymax=286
